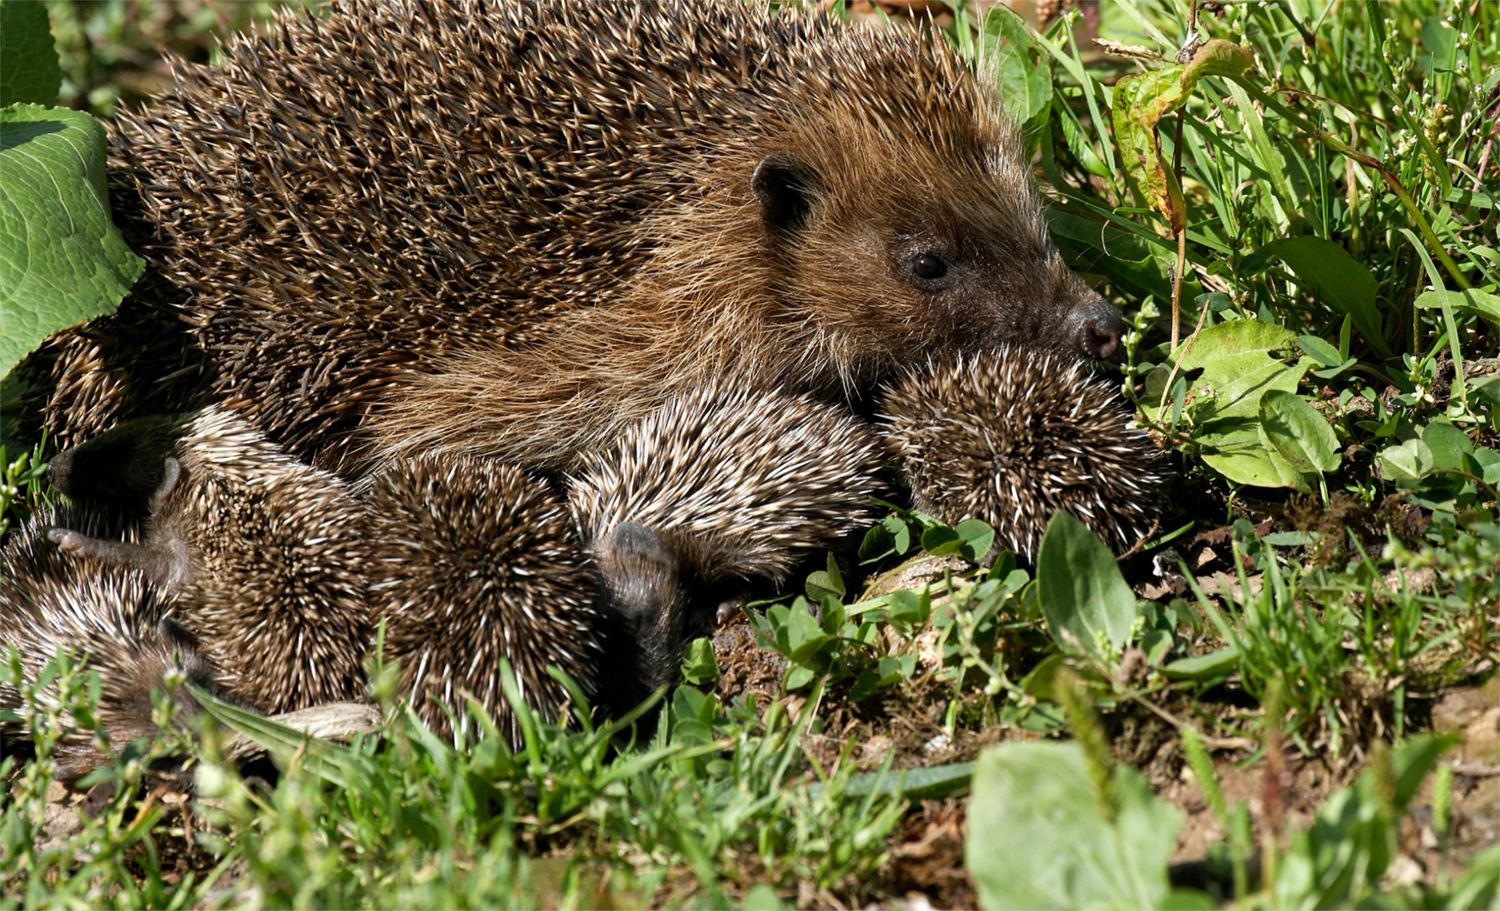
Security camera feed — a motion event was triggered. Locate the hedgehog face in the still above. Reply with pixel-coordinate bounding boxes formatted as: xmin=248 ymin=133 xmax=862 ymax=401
xmin=751 ymin=72 xmax=1122 ymax=379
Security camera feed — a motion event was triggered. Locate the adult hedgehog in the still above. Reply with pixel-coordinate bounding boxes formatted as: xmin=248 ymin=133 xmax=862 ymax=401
xmin=23 ymin=0 xmax=1123 ymax=477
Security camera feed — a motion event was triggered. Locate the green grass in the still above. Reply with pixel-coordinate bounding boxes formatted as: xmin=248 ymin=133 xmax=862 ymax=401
xmin=2 ymin=0 xmax=1499 ymax=908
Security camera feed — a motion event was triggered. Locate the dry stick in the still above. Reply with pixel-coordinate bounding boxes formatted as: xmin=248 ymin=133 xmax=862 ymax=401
xmin=1156 ymin=275 xmax=1214 ymax=421
xmin=1171 ymin=111 xmax=1187 ymax=352
xmin=1171 ymin=230 xmax=1187 ymax=352
xmin=1230 ymin=75 xmax=1472 ymax=291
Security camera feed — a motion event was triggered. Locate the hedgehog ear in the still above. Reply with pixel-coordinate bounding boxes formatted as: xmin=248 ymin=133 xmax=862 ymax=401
xmin=752 ymin=153 xmax=820 ymax=236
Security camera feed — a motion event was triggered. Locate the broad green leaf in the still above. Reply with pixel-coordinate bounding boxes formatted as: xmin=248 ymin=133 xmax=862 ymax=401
xmin=1414 ymin=288 xmax=1500 ymax=325
xmin=1255 ymin=422 xmax=1316 ymax=492
xmin=1 ymin=104 xmax=144 ymax=380
xmin=1296 ymin=335 xmax=1343 ymax=367
xmin=1418 ymin=16 xmax=1459 ymax=75
xmin=1166 ymin=319 xmax=1308 ymax=423
xmin=921 ymin=524 xmax=965 ymax=556
xmin=979 ymin=6 xmax=1052 ymax=131
xmin=1165 ymin=321 xmax=1313 ymax=489
xmin=679 ymin=637 xmax=719 ymax=685
xmin=1036 ymin=512 xmax=1135 ymax=665
xmin=1377 ymin=438 xmax=1435 ymax=481
xmin=956 ymin=518 xmax=996 ymax=563
xmin=1111 ymin=40 xmax=1251 ymax=233
xmin=0 ymin=2 xmax=60 ymax=106
xmin=804 ymin=552 xmax=845 ymax=602
xmin=1422 ymin=422 xmax=1473 ymax=472
xmin=1258 ymin=390 xmax=1340 ymax=476
xmin=1198 ymin=421 xmax=1299 ymax=488
xmin=966 ymin=741 xmax=1183 ymax=910
xmin=1261 ymin=236 xmax=1389 ymax=357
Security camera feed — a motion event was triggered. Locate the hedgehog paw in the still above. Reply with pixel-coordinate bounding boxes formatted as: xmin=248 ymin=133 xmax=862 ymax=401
xmin=596 ymin=521 xmax=684 ymax=623
xmin=47 ymin=527 xmax=191 ymax=589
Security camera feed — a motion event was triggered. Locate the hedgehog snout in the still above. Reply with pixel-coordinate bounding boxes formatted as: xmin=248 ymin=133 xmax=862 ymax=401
xmin=1073 ymin=297 xmax=1124 ymax=360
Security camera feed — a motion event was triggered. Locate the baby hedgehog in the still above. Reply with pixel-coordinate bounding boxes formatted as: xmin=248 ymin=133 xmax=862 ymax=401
xmin=0 ymin=508 xmax=229 ymax=784
xmin=45 ymin=407 xmax=373 ymax=713
xmin=570 ymin=384 xmax=884 ymax=697
xmin=366 ymin=455 xmax=599 ymax=743
xmin=879 ymin=349 xmax=1159 ymax=559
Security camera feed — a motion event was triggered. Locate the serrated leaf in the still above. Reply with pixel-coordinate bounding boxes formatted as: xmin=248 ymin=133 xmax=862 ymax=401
xmin=1 ymin=2 xmax=61 ymax=106
xmin=1036 ymin=512 xmax=1135 ymax=666
xmin=1 ymin=104 xmax=144 ymax=380
xmin=1111 ymin=40 xmax=1252 ymax=233
xmin=1261 ymin=237 xmax=1388 ymax=357
xmin=1259 ymin=390 xmax=1340 ymax=476
xmin=966 ymin=741 xmax=1183 ymax=910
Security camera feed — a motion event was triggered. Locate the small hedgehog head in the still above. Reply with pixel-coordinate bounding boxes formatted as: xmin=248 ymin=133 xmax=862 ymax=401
xmin=0 ymin=508 xmax=228 ymax=784
xmin=569 ymin=383 xmax=883 ymax=693
xmin=879 ymin=348 xmax=1159 ymax=560
xmin=368 ymin=454 xmax=600 ymax=744
xmin=47 ymin=413 xmax=190 ymax=522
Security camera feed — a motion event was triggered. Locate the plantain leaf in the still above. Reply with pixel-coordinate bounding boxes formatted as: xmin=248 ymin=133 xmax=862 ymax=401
xmin=1259 ymin=390 xmax=1341 ymax=477
xmin=1036 ymin=512 xmax=1135 ymax=667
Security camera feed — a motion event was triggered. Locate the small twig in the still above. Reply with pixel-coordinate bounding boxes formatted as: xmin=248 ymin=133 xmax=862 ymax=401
xmin=1452 ymin=762 xmax=1500 ymax=778
xmin=1117 ymin=516 xmax=1162 ymax=561
xmin=1115 ymin=678 xmax=1256 ymax=750
xmin=1155 ymin=290 xmax=1213 ymax=419
xmin=1093 ymin=39 xmax=1167 ymax=61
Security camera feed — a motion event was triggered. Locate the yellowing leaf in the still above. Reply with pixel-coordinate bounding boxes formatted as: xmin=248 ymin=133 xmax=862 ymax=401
xmin=1111 ymin=40 xmax=1252 ymax=233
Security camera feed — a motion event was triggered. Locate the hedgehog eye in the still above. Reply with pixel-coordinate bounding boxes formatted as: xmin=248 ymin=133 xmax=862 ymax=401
xmin=912 ymin=253 xmax=948 ymax=281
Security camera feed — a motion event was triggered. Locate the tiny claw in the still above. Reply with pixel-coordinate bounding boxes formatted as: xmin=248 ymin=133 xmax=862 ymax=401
xmin=47 ymin=527 xmax=85 ymax=553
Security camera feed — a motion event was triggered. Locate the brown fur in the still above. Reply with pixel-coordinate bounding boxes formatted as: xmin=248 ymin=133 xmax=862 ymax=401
xmin=20 ymin=0 xmax=1120 ymax=477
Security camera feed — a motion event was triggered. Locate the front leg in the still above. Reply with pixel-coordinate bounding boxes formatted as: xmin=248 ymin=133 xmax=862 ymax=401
xmin=47 ymin=455 xmax=191 ymax=588
xmin=47 ymin=527 xmax=191 ymax=589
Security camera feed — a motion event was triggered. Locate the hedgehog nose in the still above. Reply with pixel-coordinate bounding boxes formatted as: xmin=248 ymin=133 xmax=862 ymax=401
xmin=1077 ymin=300 xmax=1124 ymax=360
